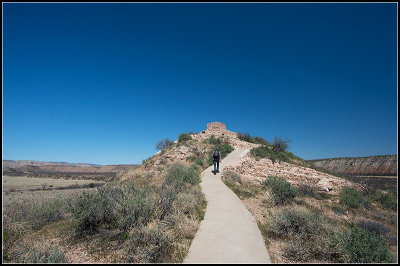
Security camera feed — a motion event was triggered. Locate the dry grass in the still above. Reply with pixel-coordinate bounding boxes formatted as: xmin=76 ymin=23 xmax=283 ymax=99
xmin=3 ymin=175 xmax=104 ymax=206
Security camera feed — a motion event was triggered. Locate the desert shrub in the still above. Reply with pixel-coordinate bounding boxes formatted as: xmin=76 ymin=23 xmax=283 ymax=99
xmin=250 ymin=145 xmax=305 ymax=165
xmin=208 ymin=135 xmax=222 ymax=145
xmin=339 ymin=187 xmax=365 ymax=209
xmin=284 ymin=232 xmax=348 ymax=263
xmin=193 ymin=158 xmax=204 ymax=167
xmin=164 ymin=163 xmax=201 ymax=192
xmin=262 ymin=176 xmax=297 ymax=205
xmin=357 ymin=220 xmax=391 ymax=236
xmin=267 ymin=208 xmax=330 ymax=238
xmin=2 ymin=197 xmax=69 ymax=234
xmin=71 ymin=183 xmax=155 ymax=236
xmin=10 ymin=245 xmax=67 ymax=263
xmin=125 ymin=224 xmax=169 ymax=263
xmin=237 ymin=132 xmax=268 ymax=145
xmin=3 ymin=205 xmax=27 ymax=262
xmin=158 ymin=163 xmax=201 ymax=219
xmin=332 ymin=206 xmax=347 ymax=216
xmin=178 ymin=133 xmax=192 ymax=142
xmin=237 ymin=132 xmax=253 ymax=143
xmin=297 ymin=184 xmax=321 ymax=199
xmin=158 ymin=184 xmax=179 ymax=220
xmin=254 ymin=136 xmax=269 ymax=145
xmin=341 ymin=224 xmax=394 ymax=263
xmin=267 ymin=208 xmax=348 ymax=262
xmin=377 ymin=192 xmax=397 ymax=210
xmin=70 ymin=189 xmax=114 ymax=236
xmin=271 ymin=136 xmax=290 ymax=153
xmin=251 ymin=145 xmax=276 ymax=160
xmin=224 ymin=170 xmax=242 ymax=187
xmin=156 ymin=138 xmax=174 ymax=150
xmin=172 ymin=186 xmax=205 ymax=218
xmin=114 ymin=185 xmax=155 ymax=231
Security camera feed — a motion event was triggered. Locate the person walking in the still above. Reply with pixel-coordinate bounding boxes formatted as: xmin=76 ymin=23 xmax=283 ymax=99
xmin=212 ymin=148 xmax=221 ymax=173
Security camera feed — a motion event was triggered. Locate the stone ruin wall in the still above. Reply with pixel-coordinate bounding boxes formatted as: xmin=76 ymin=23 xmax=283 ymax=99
xmin=191 ymin=122 xmax=259 ymax=149
xmin=191 ymin=122 xmax=238 ymax=140
xmin=207 ymin=122 xmax=226 ymax=131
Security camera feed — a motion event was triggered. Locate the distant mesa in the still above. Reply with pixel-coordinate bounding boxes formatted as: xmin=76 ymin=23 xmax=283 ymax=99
xmin=308 ymin=155 xmax=397 ymax=176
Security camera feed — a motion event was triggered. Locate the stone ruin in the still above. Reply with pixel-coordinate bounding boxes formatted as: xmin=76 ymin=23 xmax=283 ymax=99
xmin=190 ymin=122 xmax=260 ymax=149
xmin=192 ymin=122 xmax=237 ymax=139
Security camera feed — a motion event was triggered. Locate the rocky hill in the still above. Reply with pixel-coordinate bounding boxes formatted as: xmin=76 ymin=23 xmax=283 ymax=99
xmin=123 ymin=122 xmax=361 ymax=193
xmin=307 ymin=155 xmax=397 ymax=176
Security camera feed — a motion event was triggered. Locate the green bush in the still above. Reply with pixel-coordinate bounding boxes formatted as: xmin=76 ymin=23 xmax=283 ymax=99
xmin=339 ymin=187 xmax=365 ymax=209
xmin=164 ymin=163 xmax=201 ymax=192
xmin=194 ymin=158 xmax=204 ymax=167
xmin=262 ymin=176 xmax=297 ymax=205
xmin=377 ymin=192 xmax=397 ymax=210
xmin=71 ymin=189 xmax=113 ymax=236
xmin=178 ymin=133 xmax=192 ymax=142
xmin=254 ymin=136 xmax=269 ymax=145
xmin=342 ymin=224 xmax=394 ymax=263
xmin=71 ymin=183 xmax=155 ymax=236
xmin=250 ymin=145 xmax=305 ymax=165
xmin=237 ymin=132 xmax=254 ymax=143
xmin=267 ymin=208 xmax=330 ymax=238
xmin=208 ymin=135 xmax=222 ymax=145
xmin=237 ymin=132 xmax=269 ymax=145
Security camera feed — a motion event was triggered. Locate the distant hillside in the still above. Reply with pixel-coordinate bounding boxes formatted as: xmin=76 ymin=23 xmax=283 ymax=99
xmin=2 ymin=160 xmax=139 ymax=180
xmin=3 ymin=160 xmax=101 ymax=168
xmin=308 ymin=155 xmax=397 ymax=176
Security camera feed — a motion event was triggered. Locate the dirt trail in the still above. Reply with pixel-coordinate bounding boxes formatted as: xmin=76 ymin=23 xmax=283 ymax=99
xmin=184 ymin=149 xmax=271 ymax=263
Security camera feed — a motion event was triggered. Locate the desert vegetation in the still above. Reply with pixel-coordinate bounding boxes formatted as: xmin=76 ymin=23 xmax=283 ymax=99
xmin=3 ymin=162 xmax=206 ymax=263
xmin=178 ymin=133 xmax=192 ymax=143
xmin=221 ymin=171 xmax=397 ymax=263
xmin=237 ymin=133 xmax=308 ymax=167
xmin=155 ymin=138 xmax=174 ymax=150
xmin=250 ymin=144 xmax=307 ymax=166
xmin=237 ymin=132 xmax=269 ymax=145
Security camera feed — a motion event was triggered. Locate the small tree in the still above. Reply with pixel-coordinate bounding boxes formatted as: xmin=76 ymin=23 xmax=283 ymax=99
xmin=271 ymin=136 xmax=290 ymax=153
xmin=156 ymin=138 xmax=174 ymax=150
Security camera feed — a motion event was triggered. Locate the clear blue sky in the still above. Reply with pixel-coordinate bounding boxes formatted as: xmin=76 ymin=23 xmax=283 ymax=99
xmin=3 ymin=3 xmax=398 ymax=165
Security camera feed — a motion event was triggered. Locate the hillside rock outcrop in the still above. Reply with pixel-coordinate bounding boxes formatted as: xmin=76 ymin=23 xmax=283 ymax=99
xmin=224 ymin=150 xmax=363 ymax=193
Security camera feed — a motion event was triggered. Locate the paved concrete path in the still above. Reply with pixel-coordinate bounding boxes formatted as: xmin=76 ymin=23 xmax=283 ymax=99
xmin=184 ymin=149 xmax=271 ymax=264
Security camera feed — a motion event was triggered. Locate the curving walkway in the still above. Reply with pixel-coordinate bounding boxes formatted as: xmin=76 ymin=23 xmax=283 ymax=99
xmin=184 ymin=149 xmax=271 ymax=263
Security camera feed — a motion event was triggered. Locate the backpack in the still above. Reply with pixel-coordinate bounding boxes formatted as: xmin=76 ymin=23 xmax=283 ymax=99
xmin=213 ymin=150 xmax=220 ymax=158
